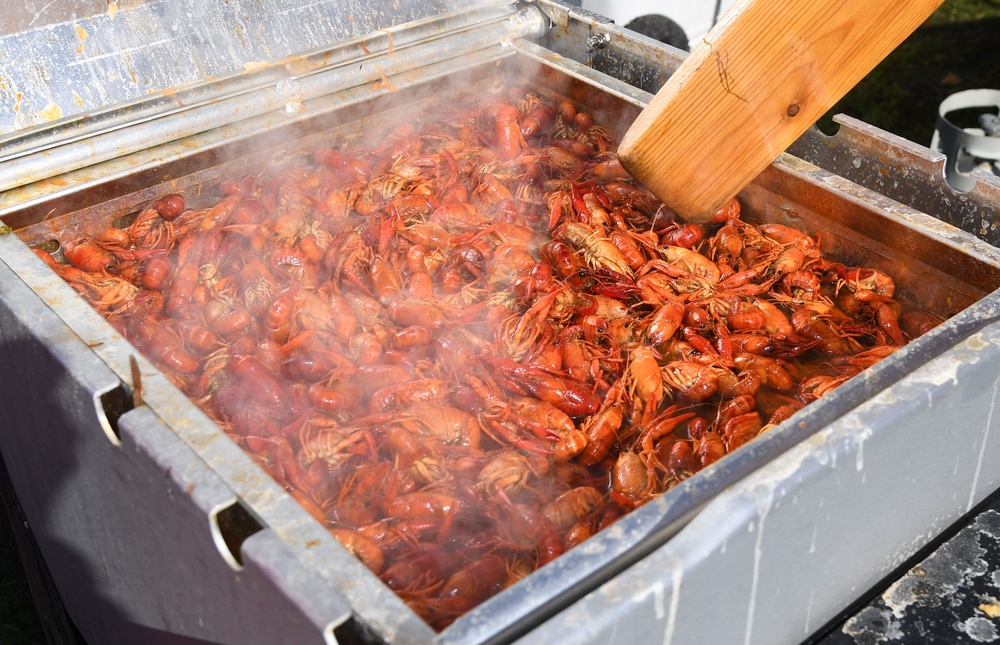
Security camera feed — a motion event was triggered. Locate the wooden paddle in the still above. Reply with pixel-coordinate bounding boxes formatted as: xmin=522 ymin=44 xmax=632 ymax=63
xmin=618 ymin=0 xmax=944 ymax=223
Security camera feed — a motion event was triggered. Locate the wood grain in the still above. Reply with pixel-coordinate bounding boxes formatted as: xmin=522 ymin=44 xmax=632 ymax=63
xmin=618 ymin=0 xmax=944 ymax=222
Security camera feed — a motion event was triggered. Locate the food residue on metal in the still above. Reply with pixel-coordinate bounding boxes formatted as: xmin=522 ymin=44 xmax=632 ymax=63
xmin=131 ymin=354 xmax=143 ymax=408
xmin=38 ymin=103 xmax=65 ymax=121
xmin=75 ymin=24 xmax=89 ymax=54
xmin=370 ymin=65 xmax=397 ymax=92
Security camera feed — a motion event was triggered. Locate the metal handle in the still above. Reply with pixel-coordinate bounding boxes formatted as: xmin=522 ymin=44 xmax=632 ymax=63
xmin=93 ymin=382 xmax=134 ymax=445
xmin=209 ymin=498 xmax=266 ymax=572
xmin=931 ymin=89 xmax=1000 ymax=192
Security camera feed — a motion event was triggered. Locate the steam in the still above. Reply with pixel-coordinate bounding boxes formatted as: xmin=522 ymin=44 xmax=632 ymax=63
xmin=14 ymin=0 xmax=665 ymax=619
xmin=0 ymin=0 xmax=536 ymax=194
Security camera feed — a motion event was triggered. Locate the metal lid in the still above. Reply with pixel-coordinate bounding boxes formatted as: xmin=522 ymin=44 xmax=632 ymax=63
xmin=0 ymin=0 xmax=510 ymax=136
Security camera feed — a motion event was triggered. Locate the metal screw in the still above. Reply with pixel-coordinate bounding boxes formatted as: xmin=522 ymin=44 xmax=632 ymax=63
xmin=586 ymin=33 xmax=610 ymax=51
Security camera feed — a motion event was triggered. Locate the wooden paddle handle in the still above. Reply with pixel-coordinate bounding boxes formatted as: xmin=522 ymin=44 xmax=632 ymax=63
xmin=618 ymin=0 xmax=944 ymax=223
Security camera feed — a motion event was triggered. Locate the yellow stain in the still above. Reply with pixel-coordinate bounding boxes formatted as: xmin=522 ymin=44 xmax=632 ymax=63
xmin=243 ymin=61 xmax=269 ymax=73
xmin=108 ymin=2 xmax=118 ymax=19
xmin=75 ymin=24 xmax=89 ymax=41
xmin=980 ymin=603 xmax=1000 ymax=619
xmin=38 ymin=102 xmax=64 ymax=121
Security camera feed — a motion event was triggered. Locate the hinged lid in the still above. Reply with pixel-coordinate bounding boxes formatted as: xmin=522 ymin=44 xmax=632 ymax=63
xmin=0 ymin=0 xmax=514 ymax=136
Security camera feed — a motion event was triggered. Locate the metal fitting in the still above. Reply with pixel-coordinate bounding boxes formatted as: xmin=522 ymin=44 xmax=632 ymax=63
xmin=586 ymin=32 xmax=610 ymax=51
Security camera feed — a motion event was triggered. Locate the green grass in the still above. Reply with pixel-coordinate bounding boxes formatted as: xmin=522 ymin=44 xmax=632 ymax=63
xmin=0 ymin=525 xmax=42 ymax=645
xmin=818 ymin=1 xmax=1000 ymax=146
xmin=927 ymin=0 xmax=1000 ymax=24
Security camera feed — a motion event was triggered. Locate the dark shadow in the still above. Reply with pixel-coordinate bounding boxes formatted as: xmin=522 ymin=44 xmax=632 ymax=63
xmin=0 ymin=464 xmax=51 ymax=645
xmin=624 ymin=14 xmax=690 ymax=51
xmin=0 ymin=322 xmax=98 ymax=644
xmin=0 ymin=312 xmax=229 ymax=644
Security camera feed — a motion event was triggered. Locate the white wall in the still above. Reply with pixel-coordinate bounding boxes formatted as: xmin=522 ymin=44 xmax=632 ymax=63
xmin=581 ymin=0 xmax=738 ymax=45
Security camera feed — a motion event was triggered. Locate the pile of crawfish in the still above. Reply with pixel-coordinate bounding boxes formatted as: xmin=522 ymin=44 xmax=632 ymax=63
xmin=38 ymin=86 xmax=940 ymax=629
